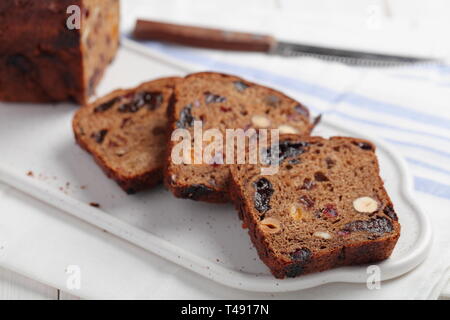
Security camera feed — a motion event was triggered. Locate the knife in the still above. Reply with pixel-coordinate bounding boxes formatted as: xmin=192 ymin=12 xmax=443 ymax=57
xmin=133 ymin=19 xmax=436 ymax=66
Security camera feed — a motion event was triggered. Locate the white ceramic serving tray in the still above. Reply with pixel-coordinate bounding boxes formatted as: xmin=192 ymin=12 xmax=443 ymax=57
xmin=0 ymin=42 xmax=432 ymax=292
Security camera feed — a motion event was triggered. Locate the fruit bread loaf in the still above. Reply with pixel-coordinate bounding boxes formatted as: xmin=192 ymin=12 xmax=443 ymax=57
xmin=229 ymin=135 xmax=400 ymax=278
xmin=0 ymin=0 xmax=120 ymax=104
xmin=164 ymin=72 xmax=314 ymax=203
xmin=73 ymin=77 xmax=181 ymax=193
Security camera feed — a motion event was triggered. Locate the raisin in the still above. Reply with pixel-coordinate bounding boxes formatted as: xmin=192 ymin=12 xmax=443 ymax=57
xmin=220 ymin=106 xmax=232 ymax=112
xmin=144 ymin=91 xmax=164 ymax=110
xmin=299 ymin=195 xmax=314 ymax=208
xmin=325 ymin=157 xmax=336 ymax=169
xmin=263 ymin=140 xmax=309 ymax=165
xmin=233 ymin=81 xmax=249 ymax=92
xmin=300 ymin=178 xmax=316 ymax=190
xmin=265 ymin=95 xmax=280 ymax=107
xmin=204 ymin=92 xmax=226 ymax=104
xmin=314 ymin=171 xmax=329 ymax=182
xmin=284 ymin=263 xmax=304 ymax=278
xmin=253 ymin=178 xmax=274 ymax=214
xmin=285 ymin=248 xmax=312 ymax=277
xmin=342 ymin=217 xmax=393 ymax=235
xmin=291 ymin=248 xmax=312 ymax=262
xmin=91 ymin=129 xmax=108 ymax=144
xmin=117 ymin=91 xmax=162 ymax=113
xmin=353 ymin=141 xmax=373 ymax=151
xmin=279 ymin=141 xmax=308 ymax=161
xmin=294 ymin=104 xmax=309 ymax=117
xmin=94 ymin=97 xmax=121 ymax=113
xmin=180 ymin=184 xmax=214 ymax=201
xmin=176 ymin=104 xmax=195 ymax=128
xmin=383 ymin=205 xmax=398 ymax=221
xmin=118 ymin=101 xmax=142 ymax=113
xmin=288 ymin=159 xmax=300 ymax=165
xmin=320 ymin=204 xmax=338 ymax=218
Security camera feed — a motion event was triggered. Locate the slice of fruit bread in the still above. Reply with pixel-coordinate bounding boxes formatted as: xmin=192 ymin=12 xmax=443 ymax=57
xmin=229 ymin=134 xmax=400 ymax=278
xmin=164 ymin=72 xmax=314 ymax=203
xmin=73 ymin=77 xmax=181 ymax=194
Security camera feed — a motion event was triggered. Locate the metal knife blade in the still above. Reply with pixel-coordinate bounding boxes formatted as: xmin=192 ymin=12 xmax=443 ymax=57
xmin=273 ymin=41 xmax=436 ymax=66
xmin=133 ymin=19 xmax=438 ymax=67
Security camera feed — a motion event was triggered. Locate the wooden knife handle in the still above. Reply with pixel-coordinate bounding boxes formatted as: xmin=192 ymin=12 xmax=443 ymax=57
xmin=133 ymin=19 xmax=276 ymax=52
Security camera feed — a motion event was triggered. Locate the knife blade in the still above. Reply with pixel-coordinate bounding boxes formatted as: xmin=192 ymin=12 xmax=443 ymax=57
xmin=133 ymin=19 xmax=437 ymax=66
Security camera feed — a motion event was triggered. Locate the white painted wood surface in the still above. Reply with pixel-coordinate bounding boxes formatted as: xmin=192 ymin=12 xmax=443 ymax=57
xmin=0 ymin=266 xmax=81 ymax=300
xmin=0 ymin=267 xmax=57 ymax=300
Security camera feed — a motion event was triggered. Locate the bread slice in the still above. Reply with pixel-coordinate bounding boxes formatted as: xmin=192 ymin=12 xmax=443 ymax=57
xmin=229 ymin=135 xmax=400 ymax=278
xmin=73 ymin=77 xmax=181 ymax=193
xmin=164 ymin=72 xmax=314 ymax=203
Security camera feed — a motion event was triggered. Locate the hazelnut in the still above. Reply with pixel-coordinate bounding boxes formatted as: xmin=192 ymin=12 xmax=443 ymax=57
xmin=278 ymin=124 xmax=299 ymax=134
xmin=115 ymin=149 xmax=127 ymax=156
xmin=260 ymin=217 xmax=281 ymax=234
xmin=313 ymin=231 xmax=332 ymax=239
xmin=353 ymin=196 xmax=378 ymax=213
xmin=251 ymin=115 xmax=271 ymax=128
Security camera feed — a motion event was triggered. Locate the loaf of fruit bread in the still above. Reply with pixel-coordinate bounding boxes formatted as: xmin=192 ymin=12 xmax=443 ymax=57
xmin=164 ymin=72 xmax=314 ymax=203
xmin=229 ymin=135 xmax=400 ymax=278
xmin=73 ymin=77 xmax=181 ymax=193
xmin=0 ymin=0 xmax=119 ymax=104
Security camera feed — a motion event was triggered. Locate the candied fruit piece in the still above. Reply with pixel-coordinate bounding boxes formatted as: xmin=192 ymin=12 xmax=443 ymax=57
xmin=320 ymin=204 xmax=338 ymax=218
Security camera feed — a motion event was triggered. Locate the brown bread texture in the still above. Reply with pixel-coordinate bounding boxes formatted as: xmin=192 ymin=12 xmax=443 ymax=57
xmin=164 ymin=72 xmax=314 ymax=203
xmin=229 ymin=135 xmax=401 ymax=278
xmin=73 ymin=77 xmax=181 ymax=194
xmin=0 ymin=0 xmax=120 ymax=104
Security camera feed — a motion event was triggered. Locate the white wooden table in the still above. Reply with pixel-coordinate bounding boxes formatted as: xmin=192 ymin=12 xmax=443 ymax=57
xmin=0 ymin=267 xmax=77 ymax=300
xmin=1 ymin=0 xmax=449 ymax=300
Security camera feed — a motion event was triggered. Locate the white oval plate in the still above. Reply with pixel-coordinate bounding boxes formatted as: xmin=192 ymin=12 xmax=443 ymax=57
xmin=0 ymin=44 xmax=432 ymax=293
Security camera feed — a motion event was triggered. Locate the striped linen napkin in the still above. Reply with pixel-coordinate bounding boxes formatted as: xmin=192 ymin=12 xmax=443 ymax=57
xmin=127 ymin=38 xmax=450 ymax=299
